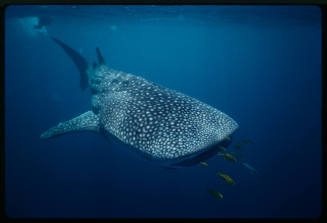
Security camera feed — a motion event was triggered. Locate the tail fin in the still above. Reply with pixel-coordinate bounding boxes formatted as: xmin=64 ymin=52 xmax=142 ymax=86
xmin=51 ymin=37 xmax=89 ymax=90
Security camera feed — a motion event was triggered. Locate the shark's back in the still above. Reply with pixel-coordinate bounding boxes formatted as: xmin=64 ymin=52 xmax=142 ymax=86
xmin=91 ymin=66 xmax=238 ymax=161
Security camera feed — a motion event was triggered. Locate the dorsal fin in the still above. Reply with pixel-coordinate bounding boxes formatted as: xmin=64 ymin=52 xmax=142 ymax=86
xmin=51 ymin=37 xmax=89 ymax=90
xmin=96 ymin=47 xmax=105 ymax=65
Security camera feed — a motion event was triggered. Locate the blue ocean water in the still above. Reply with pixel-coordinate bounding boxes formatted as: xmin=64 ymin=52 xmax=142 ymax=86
xmin=4 ymin=5 xmax=322 ymax=218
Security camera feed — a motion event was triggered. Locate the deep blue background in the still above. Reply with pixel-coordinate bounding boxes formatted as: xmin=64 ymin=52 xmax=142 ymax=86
xmin=5 ymin=5 xmax=322 ymax=218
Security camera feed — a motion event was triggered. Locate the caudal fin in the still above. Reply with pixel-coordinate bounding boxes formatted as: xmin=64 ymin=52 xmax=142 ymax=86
xmin=51 ymin=37 xmax=89 ymax=90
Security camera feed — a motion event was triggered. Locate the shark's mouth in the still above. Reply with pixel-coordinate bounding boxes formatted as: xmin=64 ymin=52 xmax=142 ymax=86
xmin=158 ymin=135 xmax=234 ymax=169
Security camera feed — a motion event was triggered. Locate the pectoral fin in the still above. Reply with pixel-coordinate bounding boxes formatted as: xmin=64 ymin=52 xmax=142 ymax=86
xmin=40 ymin=111 xmax=99 ymax=139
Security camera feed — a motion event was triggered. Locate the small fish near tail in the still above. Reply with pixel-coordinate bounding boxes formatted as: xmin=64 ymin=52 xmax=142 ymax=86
xmin=206 ymin=189 xmax=223 ymax=199
xmin=240 ymin=162 xmax=258 ymax=175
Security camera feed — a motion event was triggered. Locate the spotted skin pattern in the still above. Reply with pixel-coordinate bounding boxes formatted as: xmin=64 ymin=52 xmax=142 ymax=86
xmin=87 ymin=65 xmax=238 ymax=161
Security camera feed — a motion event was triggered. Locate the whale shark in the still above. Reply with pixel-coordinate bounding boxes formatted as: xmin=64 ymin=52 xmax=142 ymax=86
xmin=40 ymin=37 xmax=239 ymax=167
